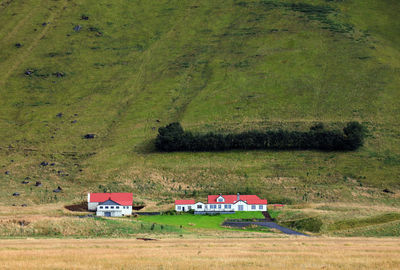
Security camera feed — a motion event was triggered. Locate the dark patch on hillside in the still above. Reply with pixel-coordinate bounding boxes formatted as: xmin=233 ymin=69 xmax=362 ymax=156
xmin=65 ymin=201 xmax=88 ymax=212
xmin=241 ymin=1 xmax=354 ymax=35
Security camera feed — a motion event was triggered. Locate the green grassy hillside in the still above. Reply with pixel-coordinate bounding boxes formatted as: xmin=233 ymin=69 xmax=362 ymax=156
xmin=0 ymin=0 xmax=399 ymax=214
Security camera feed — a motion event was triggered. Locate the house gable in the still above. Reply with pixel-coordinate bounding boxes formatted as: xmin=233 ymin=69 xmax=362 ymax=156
xmin=99 ymin=199 xmax=121 ymax=206
xmin=216 ymin=195 xmax=225 ymax=203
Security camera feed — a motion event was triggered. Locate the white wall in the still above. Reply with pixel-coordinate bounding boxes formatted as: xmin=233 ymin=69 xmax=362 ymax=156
xmin=233 ymin=202 xmax=267 ymax=211
xmin=194 ymin=202 xmax=205 ymax=211
xmin=233 ymin=201 xmax=248 ymax=211
xmin=247 ymin=204 xmax=266 ymax=211
xmin=96 ymin=205 xmax=132 ymax=216
xmin=175 ymin=204 xmax=194 ymax=212
xmin=206 ymin=203 xmax=233 ymax=211
xmin=88 ymin=202 xmax=98 ymax=211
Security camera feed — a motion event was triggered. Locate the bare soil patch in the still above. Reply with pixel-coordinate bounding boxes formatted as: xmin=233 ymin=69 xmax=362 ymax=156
xmin=64 ymin=202 xmax=88 ymax=212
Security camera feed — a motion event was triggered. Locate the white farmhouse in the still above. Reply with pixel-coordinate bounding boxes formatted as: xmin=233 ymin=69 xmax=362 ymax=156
xmin=87 ymin=193 xmax=133 ymax=217
xmin=175 ymin=193 xmax=267 ymax=212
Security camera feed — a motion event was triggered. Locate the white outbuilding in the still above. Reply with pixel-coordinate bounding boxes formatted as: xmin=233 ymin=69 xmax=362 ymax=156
xmin=87 ymin=193 xmax=133 ymax=217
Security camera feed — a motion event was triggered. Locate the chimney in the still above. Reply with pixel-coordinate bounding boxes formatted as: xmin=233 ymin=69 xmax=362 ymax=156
xmin=237 ymin=193 xmax=240 ymax=201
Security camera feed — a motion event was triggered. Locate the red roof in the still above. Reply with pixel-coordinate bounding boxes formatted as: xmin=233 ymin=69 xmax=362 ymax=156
xmin=175 ymin=199 xmax=195 ymax=205
xmin=208 ymin=195 xmax=267 ymax=205
xmin=89 ymin=193 xmax=133 ymax=206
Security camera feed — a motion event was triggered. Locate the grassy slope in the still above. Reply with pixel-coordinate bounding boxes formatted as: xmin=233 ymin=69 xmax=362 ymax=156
xmin=0 ymin=0 xmax=399 ymax=236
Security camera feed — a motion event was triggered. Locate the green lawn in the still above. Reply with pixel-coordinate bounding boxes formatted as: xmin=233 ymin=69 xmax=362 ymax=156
xmin=138 ymin=212 xmax=265 ymax=230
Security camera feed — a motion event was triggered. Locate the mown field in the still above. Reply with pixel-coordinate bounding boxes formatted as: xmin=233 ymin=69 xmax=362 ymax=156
xmin=0 ymin=0 xmax=399 ymax=237
xmin=0 ymin=238 xmax=399 ymax=269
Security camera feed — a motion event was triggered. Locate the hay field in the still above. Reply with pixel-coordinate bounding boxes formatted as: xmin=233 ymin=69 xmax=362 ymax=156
xmin=0 ymin=238 xmax=399 ymax=269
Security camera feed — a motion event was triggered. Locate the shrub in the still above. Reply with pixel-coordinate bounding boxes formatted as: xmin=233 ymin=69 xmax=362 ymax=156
xmin=163 ymin=210 xmax=177 ymax=215
xmin=155 ymin=122 xmax=365 ymax=152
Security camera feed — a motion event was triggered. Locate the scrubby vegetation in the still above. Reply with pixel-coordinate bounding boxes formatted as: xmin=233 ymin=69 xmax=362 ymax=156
xmin=327 ymin=213 xmax=400 ymax=231
xmin=280 ymin=216 xmax=323 ymax=233
xmin=0 ymin=217 xmax=182 ymax=238
xmin=155 ymin=122 xmax=366 ymax=152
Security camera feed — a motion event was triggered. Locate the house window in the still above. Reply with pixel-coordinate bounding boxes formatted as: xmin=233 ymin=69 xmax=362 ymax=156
xmin=99 ymin=206 xmax=103 ymax=209
xmin=197 ymin=205 xmax=202 ymax=209
xmin=224 ymin=205 xmax=228 ymax=209
xmin=238 ymin=205 xmax=244 ymax=211
xmin=116 ymin=206 xmax=119 ymax=209
xmin=259 ymin=205 xmax=263 ymax=210
xmin=105 ymin=206 xmax=109 ymax=209
xmin=188 ymin=206 xmax=191 ymax=210
xmin=177 ymin=206 xmax=181 ymax=210
xmin=251 ymin=205 xmax=256 ymax=210
xmin=111 ymin=206 xmax=114 ymax=209
xmin=218 ymin=204 xmax=222 ymax=209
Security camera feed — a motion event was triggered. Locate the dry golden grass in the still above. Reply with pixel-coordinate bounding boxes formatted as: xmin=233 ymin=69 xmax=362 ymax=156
xmin=0 ymin=238 xmax=399 ymax=269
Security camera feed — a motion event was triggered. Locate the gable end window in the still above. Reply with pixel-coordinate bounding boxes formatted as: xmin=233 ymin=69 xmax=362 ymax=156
xmin=197 ymin=205 xmax=202 ymax=209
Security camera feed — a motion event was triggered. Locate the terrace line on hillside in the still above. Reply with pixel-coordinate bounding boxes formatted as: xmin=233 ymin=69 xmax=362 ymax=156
xmin=175 ymin=193 xmax=267 ymax=212
xmin=88 ymin=193 xmax=133 ymax=217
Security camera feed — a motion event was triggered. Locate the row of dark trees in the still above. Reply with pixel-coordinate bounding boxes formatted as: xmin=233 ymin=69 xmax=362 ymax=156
xmin=155 ymin=122 xmax=366 ymax=152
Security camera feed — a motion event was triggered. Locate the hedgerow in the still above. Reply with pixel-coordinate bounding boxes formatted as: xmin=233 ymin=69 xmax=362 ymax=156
xmin=155 ymin=122 xmax=366 ymax=152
